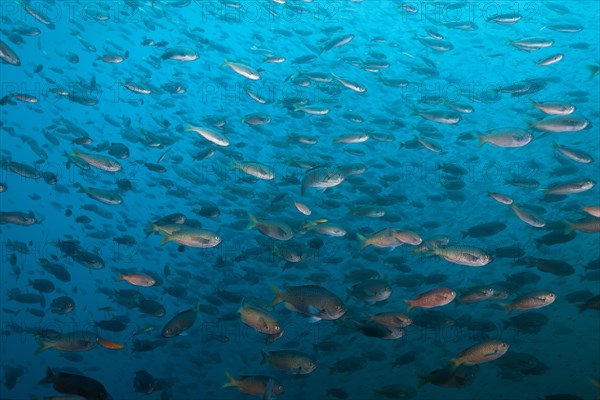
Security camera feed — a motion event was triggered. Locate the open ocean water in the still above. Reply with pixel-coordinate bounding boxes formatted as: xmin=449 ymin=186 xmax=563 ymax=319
xmin=1 ymin=1 xmax=599 ymax=399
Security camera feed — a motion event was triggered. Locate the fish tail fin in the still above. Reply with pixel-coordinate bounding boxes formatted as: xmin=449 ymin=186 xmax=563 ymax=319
xmin=222 ymin=58 xmax=229 ymax=67
xmin=357 ymin=234 xmax=369 ymax=250
xmin=222 ymin=371 xmax=238 ymax=388
xmin=70 ymin=147 xmax=80 ymax=156
xmin=345 ymin=287 xmax=352 ymax=302
xmin=144 ymin=221 xmax=157 ymax=238
xmin=229 ymin=158 xmax=239 ymax=171
xmin=34 ymin=338 xmax=52 ymax=355
xmin=476 ymin=133 xmax=487 ymax=147
xmin=449 ymin=357 xmax=462 ymax=371
xmin=416 ymin=372 xmax=429 ymax=389
xmin=460 ymin=231 xmax=468 ymax=239
xmin=158 ymin=232 xmax=172 ymax=246
xmin=404 ymin=299 xmax=414 ymax=312
xmin=247 ymin=212 xmax=258 ymax=230
xmin=39 ymin=366 xmax=55 ymax=384
xmin=531 ymin=100 xmax=537 ymax=109
xmin=562 ymin=219 xmax=574 ymax=234
xmin=586 ymin=65 xmax=598 ymax=80
xmin=502 ymin=303 xmax=512 ymax=315
xmin=577 ymin=303 xmax=588 ymax=314
xmin=117 ymin=273 xmax=125 ymax=282
xmin=260 ymin=350 xmax=269 ymax=365
xmin=269 ymin=284 xmax=285 ymax=307
xmin=75 ymin=182 xmax=84 ymax=193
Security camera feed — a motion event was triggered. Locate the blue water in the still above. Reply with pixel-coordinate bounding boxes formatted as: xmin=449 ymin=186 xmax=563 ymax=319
xmin=1 ymin=1 xmax=599 ymax=399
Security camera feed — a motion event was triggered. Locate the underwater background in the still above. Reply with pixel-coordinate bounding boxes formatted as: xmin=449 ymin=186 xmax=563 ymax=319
xmin=1 ymin=0 xmax=599 ymax=399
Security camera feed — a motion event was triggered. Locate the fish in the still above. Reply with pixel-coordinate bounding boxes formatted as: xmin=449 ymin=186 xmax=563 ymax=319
xmin=222 ymin=372 xmax=284 ymax=397
xmin=40 ymin=367 xmax=109 ymax=400
xmin=239 ymin=303 xmax=282 ymax=337
xmin=185 ymin=123 xmax=230 ymax=146
xmin=405 ymin=287 xmax=456 ymax=312
xmin=528 ymin=115 xmax=589 ymax=133
xmin=564 ymin=218 xmax=600 ymax=234
xmin=357 ymin=228 xmax=402 ymax=250
xmin=35 ymin=331 xmax=100 ymax=354
xmin=477 ymin=128 xmax=532 ymax=148
xmin=260 ymin=350 xmax=317 ymax=375
xmin=346 ymin=279 xmax=392 ymax=303
xmin=301 ymin=166 xmax=345 ymax=195
xmin=428 ymin=245 xmax=493 ymax=267
xmin=161 ymin=47 xmax=198 ymax=61
xmin=247 ymin=213 xmax=293 ymax=241
xmin=270 ymin=284 xmax=346 ymax=322
xmin=450 ymin=340 xmax=509 ymax=368
xmin=223 ymin=59 xmax=261 ymax=80
xmin=461 ymin=222 xmax=507 ymax=238
xmin=50 ymin=296 xmax=75 ymax=314
xmin=0 ymin=211 xmax=37 ymax=225
xmin=117 ymin=273 xmax=156 ymax=287
xmin=158 ymin=227 xmax=221 ymax=248
xmin=230 ymin=159 xmax=275 ymax=180
xmin=544 ymin=179 xmax=595 ymax=195
xmin=532 ymin=101 xmax=575 ymax=115
xmin=70 ymin=148 xmax=121 ymax=172
xmin=134 ymin=370 xmax=156 ymax=393
xmin=0 ymin=39 xmax=21 ymax=65
xmin=577 ymin=295 xmax=600 ymax=313
xmin=503 ymin=291 xmax=556 ymax=314
xmin=161 ymin=304 xmax=200 ymax=338
xmin=321 ymin=34 xmax=354 ymax=53
xmin=368 ymin=312 xmax=412 ymax=328
xmin=552 ymin=142 xmax=594 ymax=163
xmin=417 ymin=365 xmax=479 ymax=388
xmin=76 ymin=184 xmax=123 ymax=205
xmin=509 ymin=204 xmax=546 ymax=228
xmin=509 ymin=36 xmax=554 ymax=51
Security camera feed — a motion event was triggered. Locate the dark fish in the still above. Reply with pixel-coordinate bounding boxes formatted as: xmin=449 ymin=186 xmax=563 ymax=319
xmin=523 ymin=257 xmax=575 ymax=276
xmin=51 ymin=296 xmax=75 ymax=314
xmin=39 ymin=258 xmax=71 ymax=282
xmin=503 ymin=312 xmax=549 ymax=333
xmin=3 ymin=365 xmax=24 ymax=390
xmin=326 ymin=388 xmax=348 ymax=399
xmin=534 ymin=230 xmax=576 ymax=248
xmin=137 ymin=299 xmax=166 ymax=317
xmin=503 ymin=271 xmax=541 ymax=289
xmin=495 ymin=351 xmax=548 ymax=381
xmin=29 ymin=278 xmax=55 ymax=293
xmin=108 ymin=143 xmax=130 ymax=159
xmin=161 ymin=305 xmax=199 ymax=338
xmin=93 ymin=319 xmax=127 ymax=332
xmin=577 ymin=294 xmax=600 ymax=313
xmin=132 ymin=339 xmax=167 ymax=353
xmin=329 ymin=356 xmax=367 ymax=374
xmin=7 ymin=289 xmax=45 ymax=306
xmin=417 ymin=365 xmax=479 ymax=388
xmin=493 ymin=245 xmax=526 ymax=259
xmin=0 ymin=211 xmax=37 ymax=225
xmin=134 ymin=370 xmax=156 ymax=393
xmin=40 ymin=367 xmax=109 ymax=400
xmin=391 ymin=350 xmax=418 ymax=368
xmin=565 ymin=290 xmax=594 ymax=303
xmin=461 ymin=222 xmax=506 ymax=238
